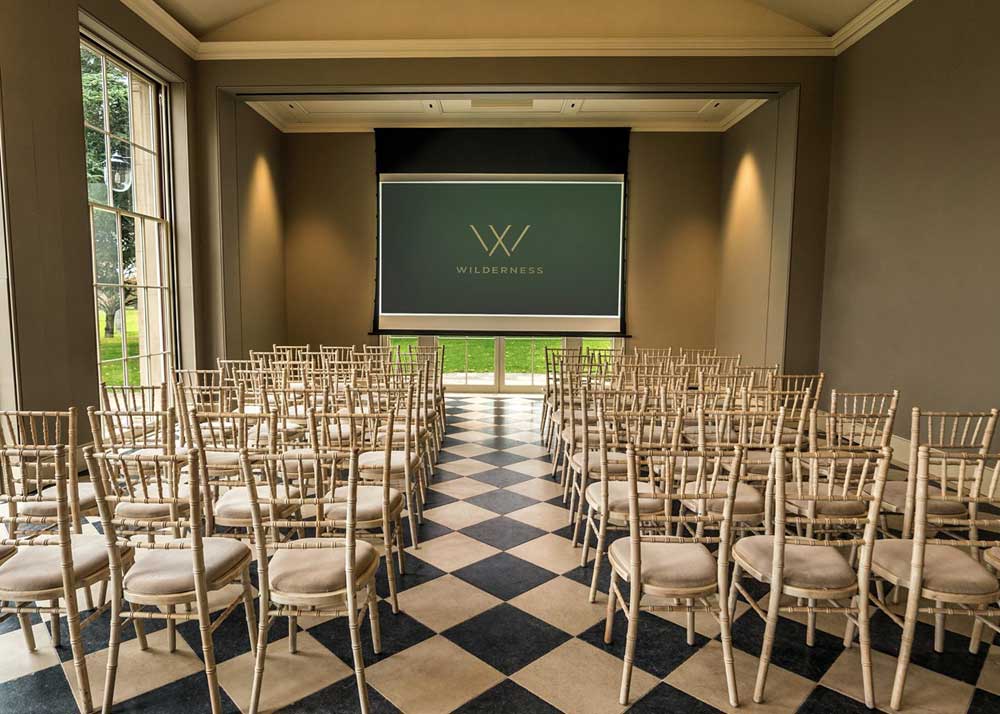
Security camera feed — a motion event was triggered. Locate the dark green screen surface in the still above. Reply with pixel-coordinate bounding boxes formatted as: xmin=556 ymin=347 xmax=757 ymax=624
xmin=378 ymin=181 xmax=623 ymax=317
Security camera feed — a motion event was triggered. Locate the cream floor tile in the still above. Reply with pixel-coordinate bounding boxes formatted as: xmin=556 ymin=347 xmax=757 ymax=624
xmin=441 ymin=443 xmax=496 ymax=458
xmin=366 ymin=636 xmax=503 ymax=714
xmin=0 ymin=621 xmax=61 ymax=684
xmin=396 ymin=574 xmax=502 ymax=632
xmin=422 ymin=501 xmax=497 ymax=530
xmin=507 ymin=502 xmax=571 ymax=532
xmin=666 ymin=640 xmax=816 ymax=714
xmin=406 ymin=532 xmax=500 ymax=572
xmin=820 ymin=646 xmax=974 ymax=714
xmin=504 ymin=443 xmax=551 ymax=458
xmin=507 ymin=459 xmax=555 ymax=477
xmin=506 ymin=431 xmax=547 ymax=444
xmin=509 ymin=576 xmax=608 ymax=635
xmin=448 ymin=431 xmax=494 ymax=443
xmin=450 ymin=420 xmax=496 ymax=431
xmin=429 ymin=473 xmax=496 ymax=495
xmin=505 ymin=477 xmax=565 ymax=501
xmin=508 ymin=533 xmax=593 ymax=574
xmin=977 ymin=644 xmax=1000 ymax=695
xmin=512 ymin=638 xmax=657 ymax=714
xmin=217 ymin=631 xmax=352 ymax=713
xmin=64 ymin=627 xmax=204 ymax=710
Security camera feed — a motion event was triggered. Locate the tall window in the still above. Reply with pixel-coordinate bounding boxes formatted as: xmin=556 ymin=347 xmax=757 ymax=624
xmin=80 ymin=39 xmax=173 ymax=387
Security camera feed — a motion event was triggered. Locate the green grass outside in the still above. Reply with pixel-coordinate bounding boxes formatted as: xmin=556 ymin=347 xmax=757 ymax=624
xmin=98 ymin=306 xmax=140 ymax=386
xmin=388 ymin=336 xmax=613 ymax=374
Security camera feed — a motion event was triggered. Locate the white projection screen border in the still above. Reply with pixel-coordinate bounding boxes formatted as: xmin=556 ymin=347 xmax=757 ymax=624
xmin=375 ymin=174 xmax=626 ymax=335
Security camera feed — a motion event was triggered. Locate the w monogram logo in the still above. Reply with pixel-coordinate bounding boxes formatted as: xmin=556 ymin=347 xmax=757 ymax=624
xmin=469 ymin=224 xmax=531 ymax=257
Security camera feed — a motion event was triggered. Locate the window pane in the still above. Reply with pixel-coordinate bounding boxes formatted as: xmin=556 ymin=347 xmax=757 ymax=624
xmin=133 ymin=146 xmax=159 ymax=217
xmin=100 ymin=360 xmax=125 ymax=387
xmin=92 ymin=208 xmax=120 ymax=285
xmin=80 ymin=46 xmax=105 ymax=128
xmin=124 ymin=299 xmax=139 ymax=358
xmin=85 ymin=127 xmax=109 ymax=205
xmin=124 ymin=357 xmax=141 ymax=387
xmin=120 ymin=215 xmax=137 ymax=282
xmin=106 ymin=62 xmax=131 ymax=139
xmin=505 ymin=337 xmax=561 ymax=386
xmin=110 ymin=138 xmax=133 ymax=211
xmin=96 ymin=286 xmax=124 ymax=362
xmin=129 ymin=76 xmax=156 ymax=150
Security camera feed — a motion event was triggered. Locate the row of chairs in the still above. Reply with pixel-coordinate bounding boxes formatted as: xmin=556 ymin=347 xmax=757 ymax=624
xmin=541 ymin=346 xmax=999 ymax=710
xmin=0 ymin=344 xmax=446 ymax=714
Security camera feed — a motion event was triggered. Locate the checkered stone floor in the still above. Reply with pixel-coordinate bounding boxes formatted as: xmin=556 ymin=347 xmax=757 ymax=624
xmin=3 ymin=394 xmax=1000 ymax=712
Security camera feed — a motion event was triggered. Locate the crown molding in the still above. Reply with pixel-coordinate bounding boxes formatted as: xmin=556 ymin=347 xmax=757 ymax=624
xmin=123 ymin=0 xmax=912 ymax=61
xmin=830 ymin=0 xmax=913 ymax=54
xmin=120 ymin=0 xmax=199 ymax=57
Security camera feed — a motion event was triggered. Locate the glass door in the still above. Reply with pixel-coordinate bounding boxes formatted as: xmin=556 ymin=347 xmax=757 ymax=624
xmin=439 ymin=336 xmax=498 ymax=390
xmin=500 ymin=337 xmax=561 ymax=392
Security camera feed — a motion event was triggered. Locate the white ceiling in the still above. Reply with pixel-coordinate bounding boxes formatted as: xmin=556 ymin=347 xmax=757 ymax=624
xmin=122 ymin=0 xmax=913 ymax=58
xmin=247 ymin=95 xmax=768 ymax=133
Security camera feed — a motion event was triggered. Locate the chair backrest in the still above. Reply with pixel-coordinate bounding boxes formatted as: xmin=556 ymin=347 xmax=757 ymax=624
xmin=0 ymin=410 xmax=81 ymax=530
xmin=272 ymin=344 xmax=310 ymax=361
xmin=101 ymin=382 xmax=169 ymax=412
xmin=773 ymin=447 xmax=890 ymax=544
xmin=86 ymin=448 xmax=212 ymax=584
xmin=829 ymin=389 xmax=899 ymax=416
xmin=680 ymin=347 xmax=718 ymax=361
xmin=911 ymin=447 xmax=1000 ymax=557
xmin=744 ymin=387 xmax=812 ymax=420
xmin=623 ymin=445 xmax=743 ymax=579
xmin=773 ymin=373 xmax=825 ymax=406
xmin=737 ymin=364 xmax=780 ymax=390
xmin=697 ymin=407 xmax=790 ymax=451
xmin=88 ymin=407 xmax=176 ymax=453
xmin=811 ymin=408 xmax=896 ymax=450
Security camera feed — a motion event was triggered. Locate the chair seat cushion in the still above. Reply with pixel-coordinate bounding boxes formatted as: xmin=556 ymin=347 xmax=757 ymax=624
xmin=0 ymin=544 xmax=14 ymax=564
xmin=560 ymin=426 xmax=601 ymax=445
xmin=115 ymin=482 xmax=191 ymax=519
xmin=358 ymin=450 xmax=420 ymax=472
xmin=0 ymin=534 xmax=114 ymax=594
xmin=872 ymin=540 xmax=999 ymax=597
xmin=871 ymin=481 xmax=967 ymax=515
xmin=585 ymin=480 xmax=663 ymax=515
xmin=570 ymin=450 xmax=627 ymax=474
xmin=787 ymin=497 xmax=868 ymax=517
xmin=20 ymin=483 xmax=98 ymax=517
xmin=680 ymin=481 xmax=764 ymax=516
xmin=609 ymin=539 xmax=717 ymax=590
xmin=215 ymin=484 xmax=302 ymax=521
xmin=330 ymin=485 xmax=403 ymax=522
xmin=123 ymin=537 xmax=250 ymax=596
xmin=985 ymin=547 xmax=1000 ymax=571
xmin=268 ymin=538 xmax=378 ymax=594
xmin=733 ymin=535 xmax=856 ymax=591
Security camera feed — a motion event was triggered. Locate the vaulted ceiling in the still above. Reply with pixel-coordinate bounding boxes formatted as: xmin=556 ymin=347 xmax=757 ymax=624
xmin=121 ymin=0 xmax=911 ymax=59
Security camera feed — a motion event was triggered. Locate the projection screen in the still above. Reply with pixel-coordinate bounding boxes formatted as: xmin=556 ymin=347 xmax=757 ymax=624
xmin=376 ymin=174 xmax=625 ymax=334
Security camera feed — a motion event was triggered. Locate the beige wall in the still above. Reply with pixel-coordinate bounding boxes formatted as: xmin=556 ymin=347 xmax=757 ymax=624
xmin=235 ymin=103 xmax=286 ymax=352
xmin=283 ymin=133 xmax=378 ymax=348
xmin=625 ymin=132 xmax=720 ymax=350
xmin=819 ymin=0 xmax=1000 ymax=428
xmin=197 ymin=56 xmax=833 ymax=369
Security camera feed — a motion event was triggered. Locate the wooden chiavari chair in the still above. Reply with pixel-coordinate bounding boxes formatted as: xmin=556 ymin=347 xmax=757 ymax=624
xmin=308 ymin=408 xmax=406 ymax=612
xmin=88 ymin=406 xmax=180 ymax=459
xmin=346 ymin=382 xmax=424 ymax=549
xmin=0 ymin=445 xmax=127 ymax=714
xmin=605 ymin=445 xmax=744 ymax=707
xmin=730 ymin=447 xmax=890 ymax=707
xmin=773 ymin=372 xmax=825 ymax=406
xmin=698 ymin=353 xmax=742 ymax=375
xmin=241 ymin=444 xmax=381 ymax=714
xmin=85 ymin=448 xmax=255 ymax=714
xmin=632 ymin=346 xmax=673 ymax=363
xmin=868 ymin=448 xmax=1000 ymax=709
xmin=829 ymin=388 xmax=899 ymax=417
xmin=743 ymin=387 xmax=812 ymax=443
xmin=578 ymin=406 xmax=683 ymax=602
xmin=0 ymin=409 xmax=90 ymax=536
xmin=272 ymin=344 xmax=311 ymax=362
xmin=100 ymin=382 xmax=169 ymax=440
xmin=737 ymin=364 xmax=780 ymax=390
xmin=541 ymin=346 xmax=581 ymax=444
xmin=680 ymin=347 xmax=718 ymax=361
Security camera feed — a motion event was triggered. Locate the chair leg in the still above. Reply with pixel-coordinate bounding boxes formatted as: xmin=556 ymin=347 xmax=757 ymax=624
xmin=241 ymin=567 xmax=258 ymax=656
xmin=368 ymin=586 xmax=382 ymax=654
xmin=248 ymin=613 xmax=272 ymax=714
xmin=619 ymin=588 xmax=640 ymax=705
xmin=718 ymin=561 xmax=740 ymax=708
xmin=843 ymin=595 xmax=858 ymax=648
xmin=384 ymin=526 xmax=400 ymax=614
xmin=131 ymin=603 xmax=148 ymax=650
xmin=403 ymin=488 xmax=420 ymax=550
xmin=288 ymin=616 xmax=298 ymax=653
xmin=753 ymin=585 xmax=782 ymax=704
xmin=806 ymin=598 xmax=817 ymax=647
xmin=580 ymin=506 xmax=592 ymax=565
xmin=64 ymin=584 xmax=94 ymax=714
xmin=395 ymin=517 xmax=406 ymax=575
xmin=728 ymin=563 xmax=742 ymax=620
xmin=857 ymin=586 xmax=876 ymax=708
xmin=970 ymin=617 xmax=986 ymax=654
xmin=48 ymin=600 xmax=60 ymax=649
xmin=604 ymin=571 xmax=618 ymax=644
xmin=103 ymin=588 xmax=123 ymax=714
xmin=933 ymin=600 xmax=945 ymax=653
xmin=348 ymin=591 xmax=372 ymax=714
xmin=589 ymin=514 xmax=607 ymax=604
xmin=685 ymin=599 xmax=696 ymax=646
xmin=891 ymin=587 xmax=921 ymax=711
xmin=18 ymin=612 xmax=36 ymax=651
xmin=167 ymin=605 xmax=177 ymax=653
